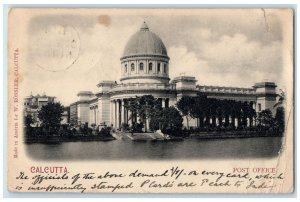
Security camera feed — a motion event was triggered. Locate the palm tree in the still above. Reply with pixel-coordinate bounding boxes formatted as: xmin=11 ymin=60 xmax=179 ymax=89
xmin=274 ymin=89 xmax=285 ymax=108
xmin=248 ymin=101 xmax=256 ymax=127
xmin=176 ymin=96 xmax=195 ymax=129
xmin=229 ymin=100 xmax=238 ymax=128
xmin=241 ymin=102 xmax=251 ymax=128
xmin=236 ymin=102 xmax=243 ymax=128
xmin=223 ymin=100 xmax=231 ymax=127
xmin=216 ymin=100 xmax=225 ymax=127
xmin=210 ymin=99 xmax=217 ymax=127
xmin=190 ymin=95 xmax=205 ymax=128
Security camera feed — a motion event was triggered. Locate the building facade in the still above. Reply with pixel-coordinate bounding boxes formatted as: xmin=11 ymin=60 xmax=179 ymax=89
xmin=23 ymin=93 xmax=56 ymax=126
xmin=70 ymin=22 xmax=278 ymax=129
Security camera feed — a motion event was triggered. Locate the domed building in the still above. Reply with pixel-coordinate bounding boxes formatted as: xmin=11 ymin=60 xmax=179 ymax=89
xmin=120 ymin=22 xmax=170 ymax=84
xmin=70 ymin=22 xmax=277 ymax=129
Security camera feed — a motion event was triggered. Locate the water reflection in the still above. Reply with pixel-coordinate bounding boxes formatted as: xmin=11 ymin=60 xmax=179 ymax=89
xmin=26 ymin=137 xmax=282 ymax=161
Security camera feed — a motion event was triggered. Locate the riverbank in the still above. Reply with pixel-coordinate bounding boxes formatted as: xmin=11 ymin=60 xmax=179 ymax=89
xmin=189 ymin=130 xmax=282 ymax=139
xmin=25 ymin=135 xmax=115 ymax=144
xmin=113 ymin=130 xmax=281 ymax=141
xmin=25 ymin=130 xmax=282 ymax=144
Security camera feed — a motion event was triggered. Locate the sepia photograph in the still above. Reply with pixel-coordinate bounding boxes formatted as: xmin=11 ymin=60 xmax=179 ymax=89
xmin=7 ymin=8 xmax=294 ymax=194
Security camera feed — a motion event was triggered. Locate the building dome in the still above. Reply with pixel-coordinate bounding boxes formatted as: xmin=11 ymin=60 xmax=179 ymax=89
xmin=122 ymin=22 xmax=168 ymax=58
xmin=120 ymin=22 xmax=170 ymax=84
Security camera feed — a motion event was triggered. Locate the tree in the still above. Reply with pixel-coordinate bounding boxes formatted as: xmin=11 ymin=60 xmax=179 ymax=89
xmin=24 ymin=114 xmax=34 ymax=137
xmin=275 ymin=107 xmax=285 ymax=133
xmin=150 ymin=106 xmax=183 ymax=132
xmin=257 ymin=109 xmax=275 ymax=129
xmin=38 ymin=102 xmax=64 ymax=134
xmin=274 ymin=89 xmax=285 ymax=108
xmin=209 ymin=98 xmax=218 ymax=127
xmin=216 ymin=100 xmax=225 ymax=127
xmin=124 ymin=95 xmax=162 ymax=132
xmin=273 ymin=90 xmax=285 ymax=134
xmin=149 ymin=116 xmax=160 ymax=131
xmin=223 ymin=100 xmax=232 ymax=127
xmin=160 ymin=107 xmax=183 ymax=131
xmin=190 ymin=94 xmax=207 ymax=128
xmin=25 ymin=114 xmax=34 ymax=128
xmin=176 ymin=96 xmax=195 ymax=129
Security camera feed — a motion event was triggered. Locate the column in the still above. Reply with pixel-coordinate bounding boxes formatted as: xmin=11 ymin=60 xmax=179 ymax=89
xmin=95 ymin=106 xmax=98 ymax=125
xmin=94 ymin=107 xmax=96 ymax=125
xmin=116 ymin=100 xmax=120 ymax=129
xmin=135 ymin=61 xmax=138 ymax=74
xmin=114 ymin=100 xmax=117 ymax=128
xmin=125 ymin=101 xmax=129 ymax=124
xmin=146 ymin=117 xmax=150 ymax=132
xmin=127 ymin=110 xmax=133 ymax=125
xmin=121 ymin=99 xmax=125 ymax=125
xmin=162 ymin=98 xmax=166 ymax=108
xmin=109 ymin=101 xmax=112 ymax=126
xmin=146 ymin=60 xmax=149 ymax=74
xmin=111 ymin=100 xmax=115 ymax=127
xmin=137 ymin=112 xmax=140 ymax=123
xmin=125 ymin=101 xmax=128 ymax=124
xmin=89 ymin=107 xmax=92 ymax=124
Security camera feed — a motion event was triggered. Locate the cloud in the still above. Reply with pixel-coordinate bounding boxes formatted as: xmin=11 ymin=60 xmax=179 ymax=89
xmin=25 ymin=19 xmax=141 ymax=105
xmin=168 ymin=32 xmax=283 ymax=88
xmin=23 ymin=10 xmax=285 ymax=105
xmin=168 ymin=46 xmax=209 ymax=80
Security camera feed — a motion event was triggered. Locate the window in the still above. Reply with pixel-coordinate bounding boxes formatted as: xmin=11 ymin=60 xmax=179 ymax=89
xmin=139 ymin=63 xmax=144 ymax=71
xmin=157 ymin=63 xmax=161 ymax=72
xmin=258 ymin=103 xmax=261 ymax=112
xmin=131 ymin=63 xmax=135 ymax=71
xmin=124 ymin=64 xmax=127 ymax=73
xmin=164 ymin=64 xmax=167 ymax=73
xmin=149 ymin=63 xmax=153 ymax=71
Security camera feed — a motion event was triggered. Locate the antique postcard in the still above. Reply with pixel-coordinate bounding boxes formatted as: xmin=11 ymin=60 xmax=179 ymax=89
xmin=7 ymin=8 xmax=294 ymax=194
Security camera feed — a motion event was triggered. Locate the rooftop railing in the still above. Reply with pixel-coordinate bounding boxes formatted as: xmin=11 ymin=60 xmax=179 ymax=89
xmin=197 ymin=85 xmax=256 ymax=94
xmin=110 ymin=83 xmax=176 ymax=92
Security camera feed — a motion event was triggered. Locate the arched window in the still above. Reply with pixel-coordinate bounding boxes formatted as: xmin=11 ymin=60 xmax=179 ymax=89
xmin=164 ymin=64 xmax=167 ymax=73
xmin=139 ymin=63 xmax=144 ymax=71
xmin=149 ymin=63 xmax=153 ymax=71
xmin=124 ymin=64 xmax=127 ymax=73
xmin=157 ymin=63 xmax=161 ymax=72
xmin=131 ymin=63 xmax=135 ymax=71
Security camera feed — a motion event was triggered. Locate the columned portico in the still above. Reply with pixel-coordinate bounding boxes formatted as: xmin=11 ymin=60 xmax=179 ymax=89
xmin=110 ymin=96 xmax=172 ymax=130
xmin=111 ymin=98 xmax=130 ymax=129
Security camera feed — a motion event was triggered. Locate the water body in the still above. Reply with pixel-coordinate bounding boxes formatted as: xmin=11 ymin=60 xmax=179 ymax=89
xmin=26 ymin=137 xmax=283 ymax=161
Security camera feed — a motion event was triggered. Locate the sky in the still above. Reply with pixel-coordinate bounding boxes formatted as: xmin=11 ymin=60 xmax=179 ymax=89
xmin=23 ymin=9 xmax=290 ymax=106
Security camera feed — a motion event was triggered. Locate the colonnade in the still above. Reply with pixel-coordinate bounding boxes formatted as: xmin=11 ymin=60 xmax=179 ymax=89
xmin=194 ymin=115 xmax=257 ymax=128
xmin=111 ymin=98 xmax=169 ymax=130
xmin=192 ymin=101 xmax=257 ymax=128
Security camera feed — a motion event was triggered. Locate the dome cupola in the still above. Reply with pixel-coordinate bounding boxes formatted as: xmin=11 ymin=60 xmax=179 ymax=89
xmin=120 ymin=22 xmax=170 ymax=84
